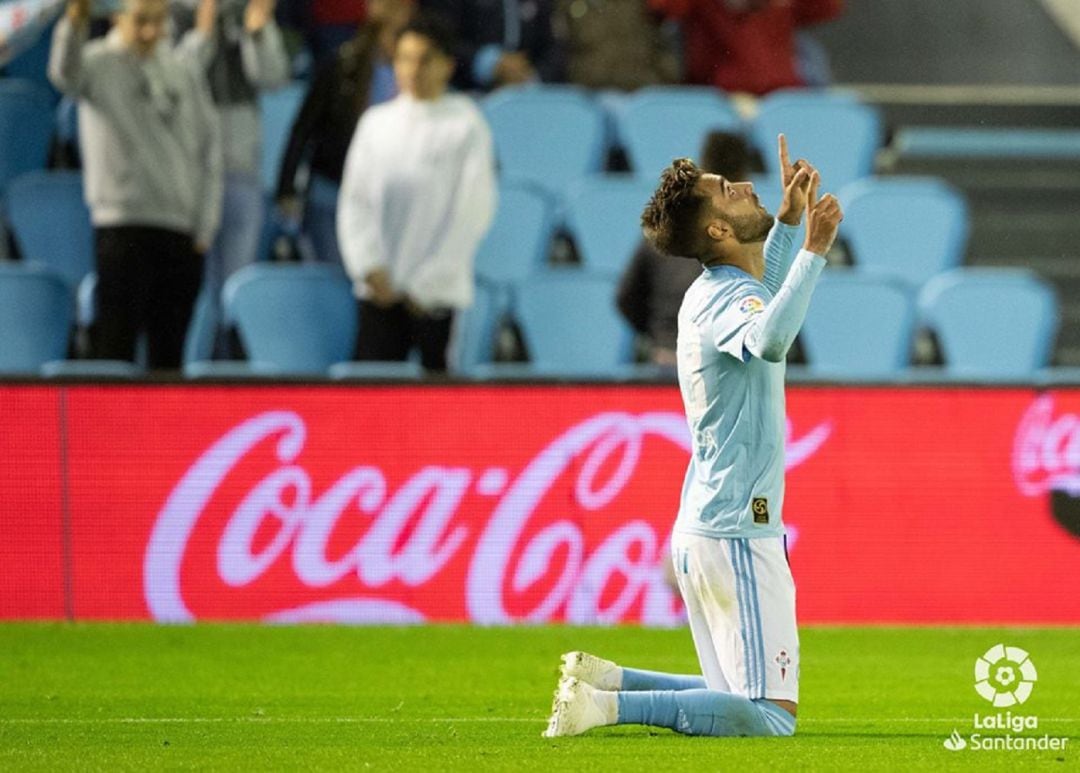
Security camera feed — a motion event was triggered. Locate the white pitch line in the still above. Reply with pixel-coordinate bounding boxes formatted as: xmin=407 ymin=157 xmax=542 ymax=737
xmin=0 ymin=717 xmax=1076 ymax=725
xmin=0 ymin=717 xmax=538 ymax=725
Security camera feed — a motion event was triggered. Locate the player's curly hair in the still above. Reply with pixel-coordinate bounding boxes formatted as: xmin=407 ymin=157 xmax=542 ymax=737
xmin=641 ymin=158 xmax=709 ymax=259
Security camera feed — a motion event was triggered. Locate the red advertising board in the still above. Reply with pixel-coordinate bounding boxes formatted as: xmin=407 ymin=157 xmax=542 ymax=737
xmin=0 ymin=387 xmax=65 ymax=618
xmin=1 ymin=384 xmax=1079 ymax=624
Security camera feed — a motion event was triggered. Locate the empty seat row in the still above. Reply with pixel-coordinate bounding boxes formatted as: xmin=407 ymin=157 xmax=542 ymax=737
xmin=801 ymin=268 xmax=1057 ymax=379
xmin=0 ymin=262 xmax=633 ymax=378
xmin=480 ymin=85 xmax=883 ymax=199
xmin=1 ymin=78 xmax=883 ymax=203
xmin=475 ymin=174 xmax=971 ymax=286
xmin=1 ymin=260 xmax=1058 ymax=381
xmin=0 ymin=167 xmax=989 ymax=378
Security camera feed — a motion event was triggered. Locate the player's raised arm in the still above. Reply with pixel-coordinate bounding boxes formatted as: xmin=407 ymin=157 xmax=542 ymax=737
xmin=775 ymin=134 xmax=816 ymax=227
xmin=803 ymin=173 xmax=843 ymax=255
xmin=743 ymin=172 xmax=842 ymax=363
xmin=762 ymin=135 xmax=816 ymax=294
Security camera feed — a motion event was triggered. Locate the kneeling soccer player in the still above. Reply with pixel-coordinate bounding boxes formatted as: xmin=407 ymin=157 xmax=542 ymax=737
xmin=544 ymin=136 xmax=843 ymax=738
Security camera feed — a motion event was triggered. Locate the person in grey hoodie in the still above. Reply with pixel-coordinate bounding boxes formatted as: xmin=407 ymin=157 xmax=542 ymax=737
xmin=49 ymin=0 xmax=223 ymax=370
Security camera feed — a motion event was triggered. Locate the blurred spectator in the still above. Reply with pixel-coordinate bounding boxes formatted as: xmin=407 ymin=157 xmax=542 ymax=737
xmin=554 ymin=0 xmax=678 ymax=90
xmin=49 ymin=0 xmax=223 ymax=369
xmin=617 ymin=132 xmax=755 ymax=367
xmin=308 ymin=0 xmax=367 ymax=60
xmin=421 ymin=0 xmax=564 ymax=91
xmin=648 ymin=0 xmax=842 ymax=95
xmin=173 ymin=0 xmax=289 ymax=353
xmin=337 ymin=14 xmax=495 ymax=372
xmin=276 ymin=0 xmax=413 ymax=266
xmin=276 ymin=0 xmax=367 ymax=65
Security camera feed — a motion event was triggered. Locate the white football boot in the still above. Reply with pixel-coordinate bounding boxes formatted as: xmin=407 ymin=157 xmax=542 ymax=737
xmin=559 ymin=651 xmax=622 ymax=691
xmin=542 ymin=676 xmax=617 ymax=738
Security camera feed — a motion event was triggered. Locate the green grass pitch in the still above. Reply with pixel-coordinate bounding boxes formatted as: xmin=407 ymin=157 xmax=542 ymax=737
xmin=0 ymin=624 xmax=1076 ymax=770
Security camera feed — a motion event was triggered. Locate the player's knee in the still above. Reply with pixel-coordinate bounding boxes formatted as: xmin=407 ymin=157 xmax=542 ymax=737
xmin=772 ymin=719 xmax=796 ymax=737
xmin=754 ymin=699 xmax=797 ymax=736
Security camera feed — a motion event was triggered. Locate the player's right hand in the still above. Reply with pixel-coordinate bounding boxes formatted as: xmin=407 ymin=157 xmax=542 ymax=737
xmin=803 ymin=171 xmax=843 ymax=256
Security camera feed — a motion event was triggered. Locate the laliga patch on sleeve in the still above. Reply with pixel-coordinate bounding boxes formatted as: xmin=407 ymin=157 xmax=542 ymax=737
xmin=738 ymin=296 xmax=765 ymax=318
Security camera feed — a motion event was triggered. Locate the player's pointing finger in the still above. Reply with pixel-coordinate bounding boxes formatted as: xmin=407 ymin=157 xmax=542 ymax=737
xmin=807 ymin=170 xmax=820 ymax=207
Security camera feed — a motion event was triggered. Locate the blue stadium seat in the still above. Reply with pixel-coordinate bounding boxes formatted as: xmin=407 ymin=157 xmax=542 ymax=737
xmin=0 ymin=264 xmax=72 ymax=374
xmin=483 ymin=86 xmax=607 ymax=198
xmin=474 ymin=181 xmax=556 ymax=306
xmin=259 ymin=81 xmax=307 ymax=192
xmin=839 ymin=177 xmax=969 ymax=288
xmin=182 ymin=287 xmax=219 ymax=367
xmin=76 ymin=271 xmax=96 ymax=328
xmin=5 ymin=170 xmax=93 ymax=288
xmin=0 ymin=79 xmax=55 ymax=198
xmin=801 ymin=272 xmax=916 ymax=378
xmin=467 ymin=185 xmax=556 ymax=373
xmin=515 ymin=272 xmax=633 ymax=375
xmin=328 ymin=360 xmax=424 ymax=380
xmin=594 ymin=90 xmax=630 ymax=153
xmin=183 ymin=360 xmax=283 ymax=379
xmin=40 ymin=359 xmax=144 ymax=378
xmin=564 ymin=175 xmax=655 ymax=276
xmin=751 ymin=95 xmax=881 ymax=192
xmin=55 ymin=96 xmax=80 ymax=162
xmin=619 ymin=87 xmax=743 ymax=182
xmin=918 ymin=268 xmax=1058 ymax=378
xmin=223 ymin=263 xmax=357 ymax=374
xmin=453 ymin=280 xmax=501 ymax=375
xmin=747 ymin=176 xmax=784 ymax=215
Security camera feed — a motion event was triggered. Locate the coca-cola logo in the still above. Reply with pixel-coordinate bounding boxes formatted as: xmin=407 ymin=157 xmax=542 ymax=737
xmin=145 ymin=410 xmax=831 ymax=624
xmin=1012 ymin=395 xmax=1080 ymax=538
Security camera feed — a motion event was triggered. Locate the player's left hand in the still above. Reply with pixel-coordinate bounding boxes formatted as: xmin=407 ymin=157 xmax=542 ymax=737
xmin=776 ymin=133 xmax=816 ymax=226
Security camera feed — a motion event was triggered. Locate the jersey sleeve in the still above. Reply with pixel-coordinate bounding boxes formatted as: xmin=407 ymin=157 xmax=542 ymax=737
xmin=708 ymin=284 xmax=769 ymax=362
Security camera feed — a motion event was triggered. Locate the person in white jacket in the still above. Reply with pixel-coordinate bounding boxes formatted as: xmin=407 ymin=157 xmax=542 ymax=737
xmin=336 ymin=13 xmax=496 ymax=373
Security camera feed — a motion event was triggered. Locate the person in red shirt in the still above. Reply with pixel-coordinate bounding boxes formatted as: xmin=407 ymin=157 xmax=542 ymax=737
xmin=649 ymin=0 xmax=842 ymax=95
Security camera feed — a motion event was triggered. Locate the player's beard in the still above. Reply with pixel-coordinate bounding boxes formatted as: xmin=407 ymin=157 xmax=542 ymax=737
xmin=728 ymin=210 xmax=775 ymax=243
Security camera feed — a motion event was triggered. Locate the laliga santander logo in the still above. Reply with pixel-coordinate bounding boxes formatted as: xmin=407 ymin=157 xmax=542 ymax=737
xmin=974 ymin=644 xmax=1037 ymax=708
xmin=144 ymin=410 xmax=831 ymax=624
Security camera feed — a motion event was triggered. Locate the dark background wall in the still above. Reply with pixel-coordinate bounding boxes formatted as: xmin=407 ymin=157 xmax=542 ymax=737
xmin=813 ymin=0 xmax=1079 ymax=85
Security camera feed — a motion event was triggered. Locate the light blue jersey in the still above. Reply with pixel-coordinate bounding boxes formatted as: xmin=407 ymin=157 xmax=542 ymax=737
xmin=674 ymin=222 xmax=801 ymax=539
